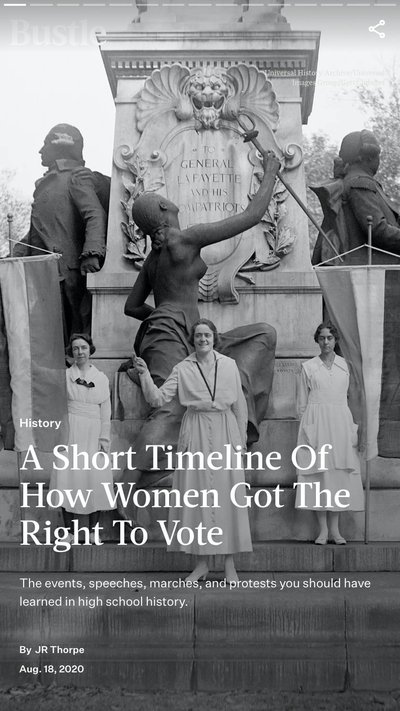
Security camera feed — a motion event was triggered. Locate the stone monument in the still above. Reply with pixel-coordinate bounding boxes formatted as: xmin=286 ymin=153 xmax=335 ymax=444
xmin=85 ymin=0 xmax=328 ymax=540
xmin=1 ymin=0 xmax=399 ymax=549
xmin=90 ymin=0 xmax=321 ymax=359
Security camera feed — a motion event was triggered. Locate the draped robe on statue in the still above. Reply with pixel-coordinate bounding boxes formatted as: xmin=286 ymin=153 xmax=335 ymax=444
xmin=119 ymin=305 xmax=276 ymax=485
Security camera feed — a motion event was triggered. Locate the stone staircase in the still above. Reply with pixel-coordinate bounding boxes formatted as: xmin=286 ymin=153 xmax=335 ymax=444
xmin=1 ymin=540 xmax=400 ymax=574
xmin=1 ymin=559 xmax=400 ymax=692
xmin=1 ymin=353 xmax=400 ymax=693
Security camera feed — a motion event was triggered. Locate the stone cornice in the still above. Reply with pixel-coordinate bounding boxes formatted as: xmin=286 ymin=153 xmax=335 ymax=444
xmin=97 ymin=30 xmax=319 ymax=43
xmin=98 ymin=29 xmax=320 ymax=123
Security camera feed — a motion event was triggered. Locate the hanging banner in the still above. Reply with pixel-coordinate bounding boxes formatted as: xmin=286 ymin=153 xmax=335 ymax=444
xmin=316 ymin=266 xmax=400 ymax=461
xmin=0 ymin=254 xmax=67 ymax=452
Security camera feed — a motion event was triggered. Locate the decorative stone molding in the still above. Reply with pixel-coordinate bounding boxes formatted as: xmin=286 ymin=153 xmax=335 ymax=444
xmin=114 ymin=64 xmax=304 ymax=302
xmin=99 ymin=27 xmax=320 ymax=119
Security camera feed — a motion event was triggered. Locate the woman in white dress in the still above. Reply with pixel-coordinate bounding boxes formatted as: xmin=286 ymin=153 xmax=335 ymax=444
xmin=295 ymin=323 xmax=364 ymax=544
xmin=52 ymin=333 xmax=116 ymax=543
xmin=134 ymin=318 xmax=252 ymax=583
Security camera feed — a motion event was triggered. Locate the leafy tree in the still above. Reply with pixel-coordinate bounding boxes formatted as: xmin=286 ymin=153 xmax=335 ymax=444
xmin=356 ymin=71 xmax=400 ymax=201
xmin=303 ymin=71 xmax=400 ymax=254
xmin=303 ymin=133 xmax=338 ymax=252
xmin=0 ymin=171 xmax=31 ymax=258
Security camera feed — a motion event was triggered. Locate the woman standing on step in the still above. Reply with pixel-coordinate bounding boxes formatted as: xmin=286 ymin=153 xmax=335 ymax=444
xmin=51 ymin=333 xmax=116 ymax=543
xmin=134 ymin=318 xmax=252 ymax=584
xmin=295 ymin=322 xmax=364 ymax=544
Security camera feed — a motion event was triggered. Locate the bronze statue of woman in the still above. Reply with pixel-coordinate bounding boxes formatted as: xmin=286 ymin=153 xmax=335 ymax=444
xmin=118 ymin=151 xmax=279 ymax=518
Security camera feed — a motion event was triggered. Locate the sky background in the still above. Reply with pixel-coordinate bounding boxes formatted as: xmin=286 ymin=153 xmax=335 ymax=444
xmin=0 ymin=1 xmax=399 ymax=204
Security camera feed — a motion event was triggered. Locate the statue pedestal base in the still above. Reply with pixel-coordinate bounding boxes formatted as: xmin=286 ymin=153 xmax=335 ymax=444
xmin=88 ymin=270 xmax=322 ymax=359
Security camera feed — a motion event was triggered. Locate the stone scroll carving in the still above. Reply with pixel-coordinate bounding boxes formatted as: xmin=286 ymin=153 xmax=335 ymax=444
xmin=114 ymin=64 xmax=303 ymax=302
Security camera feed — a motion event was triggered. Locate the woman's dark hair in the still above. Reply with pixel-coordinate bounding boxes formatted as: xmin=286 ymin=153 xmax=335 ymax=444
xmin=189 ymin=318 xmax=220 ymax=348
xmin=313 ymin=321 xmax=340 ymax=343
xmin=66 ymin=332 xmax=96 ymax=357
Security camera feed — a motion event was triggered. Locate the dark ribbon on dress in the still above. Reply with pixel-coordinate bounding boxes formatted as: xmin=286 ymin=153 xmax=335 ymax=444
xmin=75 ymin=378 xmax=95 ymax=388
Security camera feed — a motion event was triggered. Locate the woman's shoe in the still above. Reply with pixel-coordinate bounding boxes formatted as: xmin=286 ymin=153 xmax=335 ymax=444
xmin=314 ymin=534 xmax=328 ymax=545
xmin=224 ymin=561 xmax=239 ymax=585
xmin=185 ymin=563 xmax=209 ymax=583
xmin=225 ymin=571 xmax=239 ymax=585
xmin=331 ymin=535 xmax=346 ymax=545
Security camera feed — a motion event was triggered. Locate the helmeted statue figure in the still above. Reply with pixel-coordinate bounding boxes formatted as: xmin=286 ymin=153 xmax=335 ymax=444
xmin=13 ymin=124 xmax=109 ymax=339
xmin=118 ymin=151 xmax=280 ymax=519
xmin=312 ymin=130 xmax=400 ymax=265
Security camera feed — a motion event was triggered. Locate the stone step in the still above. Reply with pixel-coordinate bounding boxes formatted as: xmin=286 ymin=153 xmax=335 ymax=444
xmin=3 ymin=437 xmax=399 ymax=488
xmin=6 ymin=487 xmax=400 ymax=543
xmin=2 ymin=446 xmax=399 ymax=548
xmin=1 ymin=570 xmax=399 ymax=691
xmin=1 ymin=541 xmax=400 ymax=573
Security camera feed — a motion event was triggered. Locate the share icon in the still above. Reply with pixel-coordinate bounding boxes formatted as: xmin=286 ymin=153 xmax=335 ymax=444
xmin=368 ymin=20 xmax=385 ymax=39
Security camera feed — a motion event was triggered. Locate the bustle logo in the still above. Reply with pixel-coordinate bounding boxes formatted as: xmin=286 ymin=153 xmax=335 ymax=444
xmin=10 ymin=20 xmax=105 ymax=47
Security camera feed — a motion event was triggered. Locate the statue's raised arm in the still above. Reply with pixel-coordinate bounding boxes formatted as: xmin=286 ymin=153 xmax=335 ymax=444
xmin=131 ymin=151 xmax=279 ymax=252
xmin=182 ymin=151 xmax=280 ymax=248
xmin=125 ymin=150 xmax=279 ymax=323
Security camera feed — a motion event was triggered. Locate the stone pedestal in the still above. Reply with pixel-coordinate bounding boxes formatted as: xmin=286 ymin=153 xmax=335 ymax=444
xmin=89 ymin=4 xmax=321 ymax=359
xmin=85 ymin=7 xmax=323 ymax=542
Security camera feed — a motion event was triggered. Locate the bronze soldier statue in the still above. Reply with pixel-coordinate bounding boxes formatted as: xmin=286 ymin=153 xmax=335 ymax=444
xmin=312 ymin=130 xmax=400 ymax=266
xmin=13 ymin=124 xmax=109 ymax=340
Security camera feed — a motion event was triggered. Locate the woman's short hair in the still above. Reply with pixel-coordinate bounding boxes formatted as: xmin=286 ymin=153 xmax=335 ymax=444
xmin=66 ymin=332 xmax=96 ymax=357
xmin=313 ymin=321 xmax=340 ymax=343
xmin=189 ymin=318 xmax=220 ymax=348
xmin=132 ymin=193 xmax=179 ymax=235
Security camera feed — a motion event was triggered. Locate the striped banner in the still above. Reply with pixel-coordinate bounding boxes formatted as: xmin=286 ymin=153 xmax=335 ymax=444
xmin=0 ymin=255 xmax=67 ymax=452
xmin=316 ymin=266 xmax=400 ymax=461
